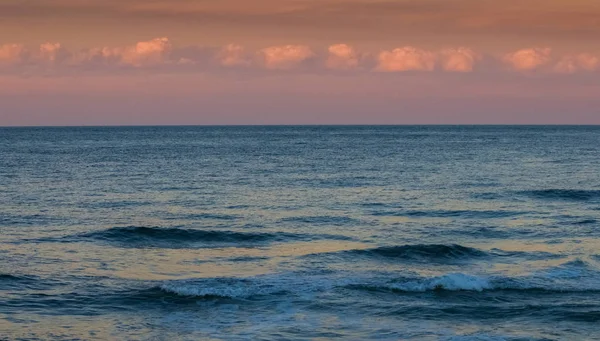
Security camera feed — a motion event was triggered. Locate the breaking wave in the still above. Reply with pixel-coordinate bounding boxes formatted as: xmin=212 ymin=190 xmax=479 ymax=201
xmin=157 ymin=273 xmax=345 ymax=299
xmin=361 ymin=259 xmax=600 ymax=293
xmin=152 ymin=259 xmax=600 ymax=299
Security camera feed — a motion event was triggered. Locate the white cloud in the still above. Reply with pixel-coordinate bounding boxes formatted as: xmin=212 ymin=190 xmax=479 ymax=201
xmin=376 ymin=47 xmax=436 ymax=72
xmin=119 ymin=37 xmax=172 ymax=66
xmin=326 ymin=44 xmax=359 ymax=70
xmin=258 ymin=45 xmax=314 ymax=69
xmin=503 ymin=48 xmax=551 ymax=71
xmin=440 ymin=47 xmax=478 ymax=72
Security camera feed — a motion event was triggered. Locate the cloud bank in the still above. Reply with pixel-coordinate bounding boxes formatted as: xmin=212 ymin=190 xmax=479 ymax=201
xmin=1 ymin=38 xmax=599 ymax=76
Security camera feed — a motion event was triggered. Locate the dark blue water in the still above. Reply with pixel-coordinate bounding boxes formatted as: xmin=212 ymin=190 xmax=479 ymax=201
xmin=1 ymin=126 xmax=600 ymax=340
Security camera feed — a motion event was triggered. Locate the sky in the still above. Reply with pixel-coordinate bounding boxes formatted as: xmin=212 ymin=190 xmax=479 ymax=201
xmin=1 ymin=0 xmax=599 ymax=126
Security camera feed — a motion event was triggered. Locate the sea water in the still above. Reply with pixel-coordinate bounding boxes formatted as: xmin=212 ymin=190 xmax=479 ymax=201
xmin=1 ymin=126 xmax=600 ymax=340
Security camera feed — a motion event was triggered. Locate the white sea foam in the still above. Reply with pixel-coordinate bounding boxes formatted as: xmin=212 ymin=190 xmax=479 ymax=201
xmin=158 ymin=259 xmax=600 ymax=298
xmin=160 ymin=278 xmax=267 ymax=298
xmin=371 ymin=259 xmax=600 ymax=293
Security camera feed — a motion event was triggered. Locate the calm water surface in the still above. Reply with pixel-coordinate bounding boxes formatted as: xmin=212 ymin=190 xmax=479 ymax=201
xmin=1 ymin=126 xmax=600 ymax=340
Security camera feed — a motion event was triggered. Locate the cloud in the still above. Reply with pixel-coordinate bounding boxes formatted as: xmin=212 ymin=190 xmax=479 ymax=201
xmin=217 ymin=44 xmax=250 ymax=67
xmin=1 ymin=42 xmax=72 ymax=67
xmin=554 ymin=53 xmax=599 ymax=73
xmin=258 ymin=45 xmax=315 ymax=69
xmin=376 ymin=47 xmax=436 ymax=72
xmin=119 ymin=37 xmax=171 ymax=66
xmin=3 ymin=38 xmax=600 ymax=79
xmin=71 ymin=47 xmax=120 ymax=66
xmin=0 ymin=43 xmax=27 ymax=64
xmin=72 ymin=37 xmax=172 ymax=67
xmin=440 ymin=48 xmax=478 ymax=72
xmin=503 ymin=48 xmax=551 ymax=71
xmin=326 ymin=44 xmax=359 ymax=70
xmin=38 ymin=42 xmax=71 ymax=64
xmin=170 ymin=45 xmax=216 ymax=66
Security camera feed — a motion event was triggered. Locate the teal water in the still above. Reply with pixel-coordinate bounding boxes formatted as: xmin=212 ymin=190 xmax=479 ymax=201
xmin=1 ymin=126 xmax=600 ymax=340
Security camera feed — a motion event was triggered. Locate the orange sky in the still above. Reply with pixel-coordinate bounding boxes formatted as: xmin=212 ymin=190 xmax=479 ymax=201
xmin=2 ymin=0 xmax=600 ymax=50
xmin=1 ymin=0 xmax=599 ymax=125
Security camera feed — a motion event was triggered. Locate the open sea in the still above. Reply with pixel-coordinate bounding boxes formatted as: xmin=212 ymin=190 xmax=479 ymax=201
xmin=1 ymin=125 xmax=600 ymax=340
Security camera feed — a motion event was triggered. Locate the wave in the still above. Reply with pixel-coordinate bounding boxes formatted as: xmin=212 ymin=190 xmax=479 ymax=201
xmin=279 ymin=215 xmax=360 ymax=226
xmin=1 ymin=213 xmax=62 ymax=226
xmin=5 ymin=260 xmax=599 ymax=316
xmin=164 ymin=213 xmax=240 ymax=221
xmin=158 ymin=278 xmax=276 ymax=299
xmin=72 ymin=226 xmax=321 ymax=248
xmin=0 ymin=274 xmax=29 ymax=282
xmin=348 ymin=244 xmax=488 ymax=261
xmin=83 ymin=226 xmax=283 ymax=242
xmin=371 ymin=210 xmax=524 ymax=219
xmin=441 ymin=335 xmax=541 ymax=341
xmin=157 ymin=273 xmax=344 ymax=299
xmin=152 ymin=259 xmax=600 ymax=300
xmin=319 ymin=244 xmax=562 ymax=263
xmin=383 ymin=273 xmax=493 ymax=292
xmin=359 ymin=259 xmax=600 ymax=293
xmin=574 ymin=219 xmax=597 ymax=225
xmin=18 ymin=226 xmax=353 ymax=248
xmin=522 ymin=189 xmax=600 ymax=201
xmin=0 ymin=274 xmax=62 ymax=291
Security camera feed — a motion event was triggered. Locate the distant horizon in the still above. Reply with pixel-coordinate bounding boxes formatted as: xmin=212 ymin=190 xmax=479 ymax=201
xmin=3 ymin=124 xmax=600 ymax=128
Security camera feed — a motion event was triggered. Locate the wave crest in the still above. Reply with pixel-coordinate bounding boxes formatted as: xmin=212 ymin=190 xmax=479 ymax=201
xmin=352 ymin=244 xmax=487 ymax=261
xmin=391 ymin=273 xmax=491 ymax=292
xmin=153 ymin=259 xmax=600 ymax=301
xmin=361 ymin=259 xmax=600 ymax=293
xmin=522 ymin=189 xmax=600 ymax=201
xmin=76 ymin=226 xmax=304 ymax=248
xmin=327 ymin=244 xmax=560 ymax=263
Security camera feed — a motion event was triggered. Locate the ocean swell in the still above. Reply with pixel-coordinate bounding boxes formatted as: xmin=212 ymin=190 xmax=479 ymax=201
xmin=348 ymin=244 xmax=487 ymax=261
xmin=321 ymin=244 xmax=562 ymax=263
xmin=157 ymin=273 xmax=345 ymax=299
xmin=364 ymin=259 xmax=600 ymax=293
xmin=34 ymin=226 xmax=350 ymax=249
xmin=153 ymin=259 xmax=600 ymax=300
xmin=522 ymin=189 xmax=600 ymax=201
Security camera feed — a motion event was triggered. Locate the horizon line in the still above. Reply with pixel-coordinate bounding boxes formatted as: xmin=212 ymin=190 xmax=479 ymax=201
xmin=2 ymin=124 xmax=600 ymax=128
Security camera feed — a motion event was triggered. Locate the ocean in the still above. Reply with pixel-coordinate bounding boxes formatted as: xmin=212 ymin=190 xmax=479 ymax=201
xmin=1 ymin=125 xmax=600 ymax=340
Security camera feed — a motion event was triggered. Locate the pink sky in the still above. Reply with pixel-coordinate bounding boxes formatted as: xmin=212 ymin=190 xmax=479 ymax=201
xmin=1 ymin=0 xmax=599 ymax=125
